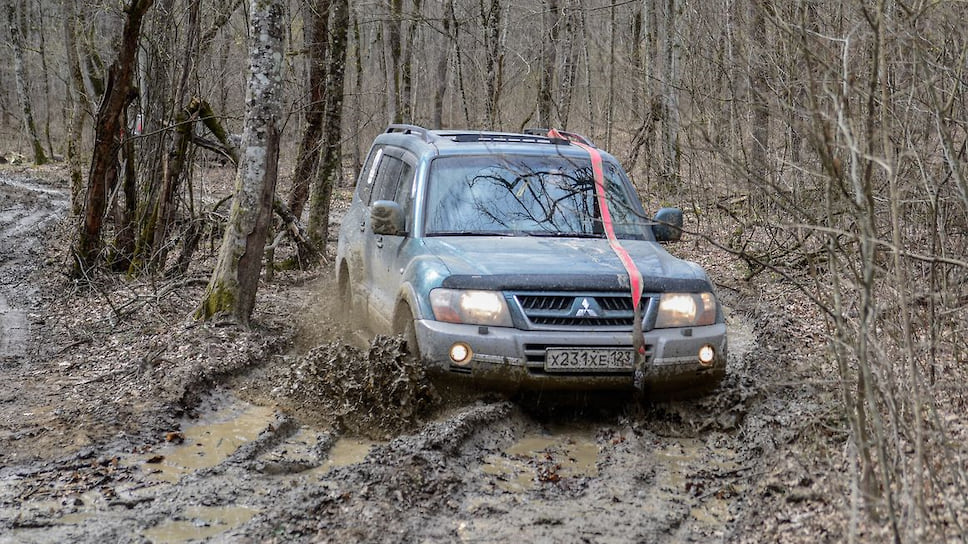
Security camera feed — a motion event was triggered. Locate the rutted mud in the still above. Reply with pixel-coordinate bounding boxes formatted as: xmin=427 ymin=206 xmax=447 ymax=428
xmin=0 ymin=173 xmax=66 ymax=362
xmin=0 ymin=169 xmax=805 ymax=543
xmin=0 ymin=293 xmax=28 ymax=358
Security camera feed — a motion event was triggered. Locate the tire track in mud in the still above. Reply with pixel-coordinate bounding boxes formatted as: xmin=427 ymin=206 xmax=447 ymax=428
xmin=0 ymin=306 xmax=761 ymax=543
xmin=239 ymin=310 xmax=761 ymax=542
xmin=0 ymin=175 xmax=67 ymax=360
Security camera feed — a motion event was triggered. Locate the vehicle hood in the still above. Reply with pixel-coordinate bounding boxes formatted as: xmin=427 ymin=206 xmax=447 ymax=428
xmin=423 ymin=237 xmax=708 ymax=291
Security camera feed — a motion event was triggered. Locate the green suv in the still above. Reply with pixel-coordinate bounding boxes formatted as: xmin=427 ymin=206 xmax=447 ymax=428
xmin=336 ymin=125 xmax=726 ymax=392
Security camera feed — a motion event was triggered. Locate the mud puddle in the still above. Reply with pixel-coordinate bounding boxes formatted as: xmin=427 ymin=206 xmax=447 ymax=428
xmin=480 ymin=426 xmax=599 ymax=492
xmin=141 ymin=505 xmax=258 ymax=543
xmin=653 ymin=436 xmax=745 ymax=537
xmin=136 ymin=401 xmax=279 ymax=483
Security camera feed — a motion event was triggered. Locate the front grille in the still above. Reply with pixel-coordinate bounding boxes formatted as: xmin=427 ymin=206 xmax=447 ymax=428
xmin=517 ymin=294 xmax=573 ymax=312
xmin=528 ymin=316 xmax=633 ymax=327
xmin=513 ymin=293 xmax=642 ymax=329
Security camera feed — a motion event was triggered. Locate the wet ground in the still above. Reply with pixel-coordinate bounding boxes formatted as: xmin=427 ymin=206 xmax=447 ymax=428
xmin=0 ymin=169 xmax=841 ymax=543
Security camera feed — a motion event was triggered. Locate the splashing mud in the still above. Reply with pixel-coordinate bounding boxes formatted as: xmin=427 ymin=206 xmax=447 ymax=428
xmin=273 ymin=336 xmax=440 ymax=439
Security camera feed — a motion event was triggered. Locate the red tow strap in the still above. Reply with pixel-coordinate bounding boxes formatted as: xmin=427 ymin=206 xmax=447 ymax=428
xmin=548 ymin=130 xmax=646 ymax=362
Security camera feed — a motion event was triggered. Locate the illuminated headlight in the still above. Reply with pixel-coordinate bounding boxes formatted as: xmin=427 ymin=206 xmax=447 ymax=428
xmin=654 ymin=292 xmax=718 ymax=328
xmin=430 ymin=289 xmax=513 ymax=327
xmin=698 ymin=344 xmax=716 ymax=365
xmin=450 ymin=343 xmax=473 ymax=365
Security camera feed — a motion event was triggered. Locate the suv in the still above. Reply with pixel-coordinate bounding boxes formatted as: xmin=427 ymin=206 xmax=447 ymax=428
xmin=336 ymin=125 xmax=726 ymax=392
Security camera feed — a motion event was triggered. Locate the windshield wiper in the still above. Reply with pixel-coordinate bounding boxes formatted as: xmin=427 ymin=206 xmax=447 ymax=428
xmin=525 ymin=230 xmax=604 ymax=238
xmin=429 ymin=230 xmax=521 ymax=237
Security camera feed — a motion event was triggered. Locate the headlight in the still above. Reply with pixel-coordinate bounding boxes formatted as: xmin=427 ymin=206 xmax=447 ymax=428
xmin=654 ymin=292 xmax=718 ymax=328
xmin=430 ymin=289 xmax=513 ymax=327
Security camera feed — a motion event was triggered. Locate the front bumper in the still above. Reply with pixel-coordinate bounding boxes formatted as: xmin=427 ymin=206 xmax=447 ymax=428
xmin=414 ymin=319 xmax=727 ymax=391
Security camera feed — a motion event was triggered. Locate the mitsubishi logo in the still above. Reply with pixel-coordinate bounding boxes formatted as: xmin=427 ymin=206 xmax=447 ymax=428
xmin=574 ymin=298 xmax=599 ymax=317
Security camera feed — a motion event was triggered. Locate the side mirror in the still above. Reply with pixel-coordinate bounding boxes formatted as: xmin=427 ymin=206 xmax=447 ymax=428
xmin=371 ymin=200 xmax=406 ymax=236
xmin=652 ymin=207 xmax=683 ymax=242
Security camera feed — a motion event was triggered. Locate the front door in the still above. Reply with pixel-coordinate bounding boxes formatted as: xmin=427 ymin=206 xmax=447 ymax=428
xmin=364 ymin=148 xmax=417 ymax=333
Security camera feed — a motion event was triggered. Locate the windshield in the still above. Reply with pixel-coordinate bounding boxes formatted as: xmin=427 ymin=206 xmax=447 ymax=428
xmin=424 ymin=155 xmax=650 ymax=239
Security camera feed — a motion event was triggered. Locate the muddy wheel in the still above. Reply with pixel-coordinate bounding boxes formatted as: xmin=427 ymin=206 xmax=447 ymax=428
xmin=338 ymin=266 xmax=353 ymax=315
xmin=393 ymin=302 xmax=420 ymax=361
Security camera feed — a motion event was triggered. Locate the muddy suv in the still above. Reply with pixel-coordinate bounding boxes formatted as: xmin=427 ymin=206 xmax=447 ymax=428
xmin=336 ymin=125 xmax=726 ymax=392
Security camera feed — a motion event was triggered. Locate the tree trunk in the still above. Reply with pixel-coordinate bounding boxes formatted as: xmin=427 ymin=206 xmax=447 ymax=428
xmin=307 ymin=0 xmax=350 ymax=255
xmin=481 ymin=0 xmax=502 ymax=128
xmin=7 ymin=3 xmax=48 ymax=166
xmin=385 ymin=0 xmax=404 ymax=123
xmin=661 ymin=0 xmax=681 ymax=186
xmin=74 ymin=0 xmax=153 ymax=274
xmin=749 ymin=0 xmax=771 ymax=188
xmin=400 ymin=0 xmax=422 ymax=123
xmin=33 ymin=1 xmax=55 ymax=158
xmin=350 ymin=8 xmax=364 ymax=176
xmin=115 ymin=109 xmax=138 ymax=268
xmin=557 ymin=2 xmax=578 ymax=129
xmin=288 ymin=0 xmax=331 ymax=219
xmin=452 ymin=3 xmax=470 ymax=126
xmin=629 ymin=2 xmax=643 ymax=117
xmin=431 ymin=0 xmax=454 ymax=128
xmin=63 ymin=0 xmax=86 ymax=215
xmin=537 ymin=0 xmax=558 ymax=128
xmin=197 ymin=0 xmax=285 ymax=324
xmin=605 ymin=0 xmax=615 ymax=147
xmin=147 ymin=0 xmax=201 ymax=270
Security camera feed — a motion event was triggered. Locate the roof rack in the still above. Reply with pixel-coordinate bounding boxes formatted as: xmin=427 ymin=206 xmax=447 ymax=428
xmin=442 ymin=131 xmax=569 ymax=145
xmin=385 ymin=124 xmax=437 ymax=143
xmin=384 ymin=124 xmax=582 ymax=147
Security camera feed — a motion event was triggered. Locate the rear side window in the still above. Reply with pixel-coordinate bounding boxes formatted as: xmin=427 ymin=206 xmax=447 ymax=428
xmin=357 ymin=146 xmax=384 ymax=205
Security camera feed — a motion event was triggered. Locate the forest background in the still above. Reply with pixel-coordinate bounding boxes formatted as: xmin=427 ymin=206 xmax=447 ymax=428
xmin=1 ymin=0 xmax=967 ymax=541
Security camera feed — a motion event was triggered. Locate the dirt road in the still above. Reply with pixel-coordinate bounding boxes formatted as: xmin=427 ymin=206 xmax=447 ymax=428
xmin=0 ymin=170 xmax=841 ymax=543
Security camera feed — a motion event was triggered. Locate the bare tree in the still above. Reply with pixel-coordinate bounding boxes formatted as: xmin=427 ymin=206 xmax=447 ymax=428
xmin=62 ymin=0 xmax=86 ymax=215
xmin=73 ymin=0 xmax=154 ymax=274
xmin=6 ymin=1 xmax=47 ymax=166
xmin=400 ymin=0 xmax=422 ymax=123
xmin=660 ymin=0 xmax=681 ymax=186
xmin=481 ymin=0 xmax=502 ymax=128
xmin=385 ymin=0 xmax=403 ymax=123
xmin=748 ymin=0 xmax=771 ymax=190
xmin=288 ymin=0 xmax=331 ymax=219
xmin=431 ymin=0 xmax=455 ymax=128
xmin=197 ymin=0 xmax=285 ymax=324
xmin=306 ymin=0 xmax=350 ymax=255
xmin=537 ymin=0 xmax=558 ymax=128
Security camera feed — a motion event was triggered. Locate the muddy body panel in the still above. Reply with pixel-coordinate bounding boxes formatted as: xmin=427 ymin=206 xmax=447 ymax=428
xmin=415 ymin=319 xmax=726 ymax=391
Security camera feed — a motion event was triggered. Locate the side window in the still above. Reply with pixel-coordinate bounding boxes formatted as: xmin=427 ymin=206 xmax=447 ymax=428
xmin=373 ymin=156 xmax=405 ymax=202
xmin=357 ymin=146 xmax=384 ymax=205
xmin=394 ymin=161 xmax=416 ymax=230
xmin=371 ymin=153 xmax=416 ymax=233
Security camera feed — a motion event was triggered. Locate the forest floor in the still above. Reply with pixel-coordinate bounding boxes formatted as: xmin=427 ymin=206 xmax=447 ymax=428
xmin=0 ymin=166 xmax=880 ymax=543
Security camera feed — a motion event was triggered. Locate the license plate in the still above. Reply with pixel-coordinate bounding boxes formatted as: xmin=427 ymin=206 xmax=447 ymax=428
xmin=544 ymin=348 xmax=634 ymax=372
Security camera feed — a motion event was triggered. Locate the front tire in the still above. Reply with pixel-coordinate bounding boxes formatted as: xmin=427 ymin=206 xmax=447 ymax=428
xmin=393 ymin=302 xmax=420 ymax=361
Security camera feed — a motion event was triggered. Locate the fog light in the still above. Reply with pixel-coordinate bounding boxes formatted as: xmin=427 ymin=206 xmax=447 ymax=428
xmin=698 ymin=344 xmax=716 ymax=366
xmin=449 ymin=343 xmax=473 ymax=365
